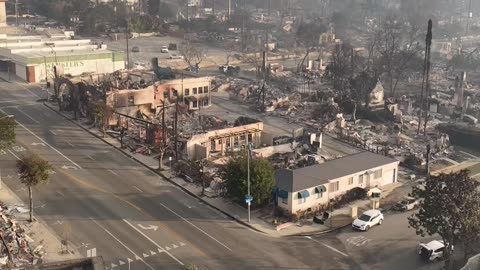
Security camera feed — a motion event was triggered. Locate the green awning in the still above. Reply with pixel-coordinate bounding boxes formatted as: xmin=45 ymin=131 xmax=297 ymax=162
xmin=315 ymin=185 xmax=327 ymax=193
xmin=298 ymin=190 xmax=310 ymax=199
xmin=278 ymin=190 xmax=288 ymax=199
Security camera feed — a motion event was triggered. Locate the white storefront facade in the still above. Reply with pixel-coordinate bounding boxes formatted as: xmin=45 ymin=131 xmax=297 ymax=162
xmin=0 ymin=34 xmax=124 ymax=83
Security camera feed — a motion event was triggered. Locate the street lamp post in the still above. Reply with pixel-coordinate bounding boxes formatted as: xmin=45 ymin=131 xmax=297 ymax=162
xmin=200 ymin=167 xmax=205 ymax=196
xmin=247 ymin=142 xmax=253 ymax=223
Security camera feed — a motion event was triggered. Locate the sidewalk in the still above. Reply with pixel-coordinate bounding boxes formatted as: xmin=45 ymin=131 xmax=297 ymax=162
xmin=0 ymin=181 xmax=80 ymax=265
xmin=43 ymin=101 xmax=405 ymax=237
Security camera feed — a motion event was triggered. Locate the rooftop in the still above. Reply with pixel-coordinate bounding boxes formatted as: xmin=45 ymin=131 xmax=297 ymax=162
xmin=275 ymin=151 xmax=399 ymax=192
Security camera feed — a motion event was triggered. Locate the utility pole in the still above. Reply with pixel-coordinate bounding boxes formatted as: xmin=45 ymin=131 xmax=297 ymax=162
xmin=423 ymin=20 xmax=433 ymax=136
xmin=425 ymin=144 xmax=431 ymax=177
xmin=14 ymin=0 xmax=19 ymax=26
xmin=228 ymin=0 xmax=232 ymax=20
xmin=467 ymin=0 xmax=473 ymax=35
xmin=417 ymin=19 xmax=432 ymax=135
xmin=126 ymin=24 xmax=130 ymax=69
xmin=241 ymin=0 xmax=246 ymax=52
xmin=174 ymin=73 xmax=183 ymax=161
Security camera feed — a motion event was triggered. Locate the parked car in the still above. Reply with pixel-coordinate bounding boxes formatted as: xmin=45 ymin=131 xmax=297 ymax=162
xmin=218 ymin=65 xmax=240 ymax=76
xmin=418 ymin=240 xmax=453 ymax=262
xmin=169 ymin=54 xmax=184 ymax=59
xmin=131 ymin=46 xmax=140 ymax=52
xmin=394 ymin=196 xmax=420 ymax=211
xmin=352 ymin=209 xmax=383 ymax=231
xmin=161 ymin=46 xmax=169 ymax=53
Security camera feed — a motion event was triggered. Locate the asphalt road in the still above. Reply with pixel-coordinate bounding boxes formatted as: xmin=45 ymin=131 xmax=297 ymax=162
xmin=0 ymin=82 xmax=361 ymax=270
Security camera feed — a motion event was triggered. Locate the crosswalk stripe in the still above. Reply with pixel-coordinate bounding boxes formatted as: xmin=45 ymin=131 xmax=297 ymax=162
xmin=119 ymin=261 xmax=125 ymax=266
xmin=150 ymin=250 xmax=156 ymax=255
xmin=143 ymin=253 xmax=149 ymax=258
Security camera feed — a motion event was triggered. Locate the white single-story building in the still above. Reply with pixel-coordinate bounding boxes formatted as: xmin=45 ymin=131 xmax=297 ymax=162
xmin=0 ymin=33 xmax=124 ymax=83
xmin=275 ymin=151 xmax=400 ymax=214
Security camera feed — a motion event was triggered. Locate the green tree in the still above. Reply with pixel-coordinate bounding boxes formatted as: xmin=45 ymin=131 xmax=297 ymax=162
xmin=0 ymin=114 xmax=16 ymax=150
xmin=184 ymin=264 xmax=199 ymax=270
xmin=408 ymin=170 xmax=480 ymax=269
xmin=17 ymin=155 xmax=53 ymax=222
xmin=219 ymin=152 xmax=275 ymax=207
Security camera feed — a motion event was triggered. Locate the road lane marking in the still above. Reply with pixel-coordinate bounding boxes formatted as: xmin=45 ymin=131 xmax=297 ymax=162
xmin=7 ymin=149 xmax=21 ymax=160
xmin=67 ymin=142 xmax=74 ymax=147
xmin=158 ymin=203 xmax=233 ymax=252
xmin=50 ymin=130 xmax=57 ymax=135
xmin=133 ymin=186 xmax=143 ymax=193
xmin=87 ymin=155 xmax=95 ymax=160
xmin=122 ymin=219 xmax=184 ymax=266
xmin=0 ymin=109 xmax=82 ymax=169
xmin=304 ymin=236 xmax=349 ymax=257
xmin=460 ymin=151 xmax=479 ymax=159
xmin=108 ymin=169 xmax=118 ymax=176
xmin=89 ymin=218 xmax=156 ymax=270
xmin=15 ymin=107 xmax=40 ymax=124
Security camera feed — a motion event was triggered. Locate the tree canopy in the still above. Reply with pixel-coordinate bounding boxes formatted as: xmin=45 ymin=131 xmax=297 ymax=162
xmin=219 ymin=152 xmax=275 ymax=207
xmin=0 ymin=114 xmax=15 ymax=150
xmin=408 ymin=170 xmax=480 ymax=269
xmin=17 ymin=155 xmax=53 ymax=222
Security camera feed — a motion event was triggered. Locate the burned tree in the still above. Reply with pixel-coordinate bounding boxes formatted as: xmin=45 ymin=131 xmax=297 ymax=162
xmin=179 ymin=40 xmax=206 ymax=72
xmin=295 ymin=21 xmax=326 ymax=72
xmin=374 ymin=15 xmax=422 ymax=96
xmin=324 ymin=43 xmax=355 ymax=92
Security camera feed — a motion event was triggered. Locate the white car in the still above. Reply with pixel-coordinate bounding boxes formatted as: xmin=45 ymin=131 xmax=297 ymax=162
xmin=169 ymin=54 xmax=184 ymax=60
xmin=352 ymin=209 xmax=384 ymax=231
xmin=418 ymin=240 xmax=453 ymax=262
xmin=161 ymin=46 xmax=169 ymax=53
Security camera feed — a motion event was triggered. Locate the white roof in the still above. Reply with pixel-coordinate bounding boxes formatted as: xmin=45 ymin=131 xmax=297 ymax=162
xmin=362 ymin=209 xmax=381 ymax=216
xmin=422 ymin=240 xmax=444 ymax=251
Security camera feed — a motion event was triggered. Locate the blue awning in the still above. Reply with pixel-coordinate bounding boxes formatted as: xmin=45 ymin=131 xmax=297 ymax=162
xmin=315 ymin=185 xmax=327 ymax=193
xmin=298 ymin=190 xmax=310 ymax=199
xmin=278 ymin=190 xmax=288 ymax=199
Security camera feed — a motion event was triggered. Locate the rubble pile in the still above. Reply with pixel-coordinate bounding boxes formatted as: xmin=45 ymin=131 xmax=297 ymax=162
xmin=0 ymin=201 xmax=43 ymax=268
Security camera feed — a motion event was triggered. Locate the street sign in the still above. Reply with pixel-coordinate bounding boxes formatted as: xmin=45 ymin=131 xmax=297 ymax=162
xmin=245 ymin=194 xmax=253 ymax=204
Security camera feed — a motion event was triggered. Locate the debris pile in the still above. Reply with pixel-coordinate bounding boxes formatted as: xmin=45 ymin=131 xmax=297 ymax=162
xmin=0 ymin=202 xmax=43 ymax=268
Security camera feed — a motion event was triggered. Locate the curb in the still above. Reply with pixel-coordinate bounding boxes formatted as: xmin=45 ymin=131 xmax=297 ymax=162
xmin=287 ymin=223 xmax=351 ymax=237
xmin=42 ymin=102 xmax=266 ymax=235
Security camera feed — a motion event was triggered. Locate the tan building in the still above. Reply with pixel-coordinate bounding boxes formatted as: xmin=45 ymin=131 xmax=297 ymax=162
xmin=0 ymin=0 xmax=6 ymax=27
xmin=156 ymin=76 xmax=213 ymax=111
xmin=275 ymin=151 xmax=399 ymax=215
xmin=105 ymin=73 xmax=213 ymax=113
xmin=186 ymin=120 xmax=264 ymax=160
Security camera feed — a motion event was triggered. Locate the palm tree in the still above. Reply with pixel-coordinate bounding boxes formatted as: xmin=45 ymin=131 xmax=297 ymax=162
xmin=16 ymin=155 xmax=52 ymax=222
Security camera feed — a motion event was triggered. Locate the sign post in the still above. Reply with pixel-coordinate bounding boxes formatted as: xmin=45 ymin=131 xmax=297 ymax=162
xmin=247 ymin=143 xmax=253 ymax=223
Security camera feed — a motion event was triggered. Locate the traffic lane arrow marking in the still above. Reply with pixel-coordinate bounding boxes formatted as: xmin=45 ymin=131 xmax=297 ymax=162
xmin=31 ymin=142 xmax=46 ymax=146
xmin=137 ymin=224 xmax=159 ymax=231
xmin=61 ymin=165 xmax=79 ymax=170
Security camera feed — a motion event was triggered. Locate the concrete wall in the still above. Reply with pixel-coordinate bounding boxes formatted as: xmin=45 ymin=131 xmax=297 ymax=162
xmin=108 ymin=87 xmax=155 ymax=108
xmin=186 ymin=121 xmax=264 ymax=160
xmin=280 ymin=161 xmax=400 ymax=214
xmin=32 ymin=58 xmax=124 ymax=83
xmin=261 ymin=131 xmax=274 ymax=146
xmin=16 ymin=63 xmax=26 ymax=81
xmin=252 ymin=142 xmax=296 ymax=158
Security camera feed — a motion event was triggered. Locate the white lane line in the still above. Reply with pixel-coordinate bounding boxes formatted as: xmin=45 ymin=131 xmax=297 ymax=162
xmin=15 ymin=83 xmax=42 ymax=99
xmin=133 ymin=186 xmax=143 ymax=193
xmin=460 ymin=151 xmax=479 ymax=159
xmin=122 ymin=219 xmax=184 ymax=266
xmin=108 ymin=169 xmax=118 ymax=176
xmin=15 ymin=107 xmax=40 ymax=124
xmin=0 ymin=108 xmax=82 ymax=169
xmin=67 ymin=142 xmax=74 ymax=147
xmin=7 ymin=149 xmax=21 ymax=160
xmin=304 ymin=236 xmax=349 ymax=257
xmin=87 ymin=155 xmax=95 ymax=160
xmin=50 ymin=130 xmax=57 ymax=135
xmin=159 ymin=203 xmax=233 ymax=252
xmin=0 ymin=103 xmax=40 ymax=109
xmin=0 ymin=99 xmax=28 ymax=104
xmin=89 ymin=218 xmax=156 ymax=270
